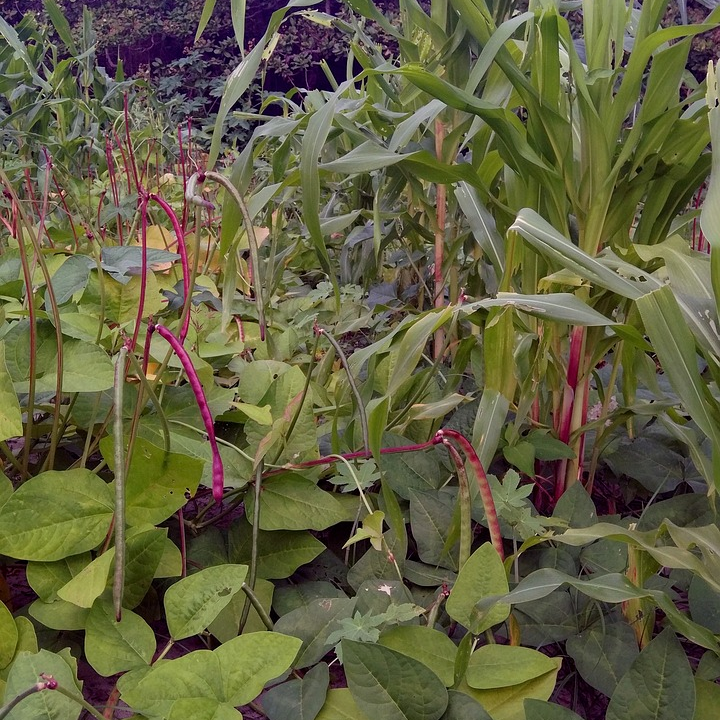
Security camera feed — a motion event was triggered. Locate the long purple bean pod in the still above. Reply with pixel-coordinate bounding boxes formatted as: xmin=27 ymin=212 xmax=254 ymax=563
xmin=149 ymin=193 xmax=191 ymax=343
xmin=149 ymin=322 xmax=224 ymax=502
xmin=436 ymin=428 xmax=504 ymax=561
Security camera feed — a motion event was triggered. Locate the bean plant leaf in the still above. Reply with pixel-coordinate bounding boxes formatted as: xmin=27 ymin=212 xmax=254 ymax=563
xmin=465 ymin=645 xmax=559 ymax=690
xmin=342 ymin=639 xmax=449 ymax=720
xmin=566 ymin=623 xmax=639 ymax=697
xmin=446 ymin=543 xmax=510 ymax=634
xmin=315 ymin=688 xmax=371 ymax=720
xmin=215 ymin=632 xmax=302 ymax=706
xmin=167 ymin=698 xmax=242 ymax=720
xmin=164 ymin=564 xmax=248 ymax=640
xmin=3 ymin=649 xmax=82 ymax=720
xmin=246 ymin=473 xmax=349 ymax=531
xmin=524 ymin=699 xmax=584 ymax=720
xmin=0 ymin=601 xmax=17 ymax=669
xmin=85 ymin=598 xmax=156 ymax=677
xmin=261 ymin=660 xmax=329 ymax=720
xmin=273 ymin=597 xmax=357 ymax=669
xmin=228 ymin=521 xmax=325 ymax=579
xmin=378 ymin=626 xmax=457 ymax=687
xmin=0 ymin=469 xmax=114 ymax=561
xmin=606 ymin=628 xmax=695 ymax=720
xmin=441 ymin=690 xmax=493 ymax=720
xmin=0 ymin=343 xmax=22 ymax=441
xmin=56 ymin=549 xmax=114 ymax=608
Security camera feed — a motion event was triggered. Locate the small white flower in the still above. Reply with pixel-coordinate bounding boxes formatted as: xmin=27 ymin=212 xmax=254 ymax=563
xmin=378 ymin=584 xmax=393 ymax=596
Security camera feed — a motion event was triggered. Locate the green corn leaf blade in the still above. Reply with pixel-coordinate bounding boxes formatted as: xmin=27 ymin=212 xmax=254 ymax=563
xmin=43 ymin=0 xmax=78 ymax=55
xmin=636 ymin=286 xmax=720 ymax=473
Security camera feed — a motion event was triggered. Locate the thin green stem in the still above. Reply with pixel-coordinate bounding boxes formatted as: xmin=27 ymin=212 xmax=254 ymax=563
xmin=113 ymin=346 xmax=128 ymax=620
xmin=241 ymin=582 xmax=274 ymax=630
xmin=125 ymin=350 xmax=170 ymax=455
xmin=315 ymin=323 xmax=369 ymax=456
xmin=186 ymin=171 xmax=266 ymax=339
xmin=239 ymin=462 xmax=264 ymax=633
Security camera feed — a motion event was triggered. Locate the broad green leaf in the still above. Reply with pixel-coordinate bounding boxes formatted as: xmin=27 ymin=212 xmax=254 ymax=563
xmin=83 ymin=271 xmax=165 ymax=326
xmin=215 ymin=632 xmax=302 ymax=706
xmin=446 ymin=543 xmax=510 ymax=634
xmin=164 ymin=564 xmax=248 ymax=640
xmin=34 ymin=339 xmax=115 ymax=393
xmin=123 ymin=527 xmax=168 ymax=607
xmin=552 ymin=483 xmax=597 ymax=529
xmin=379 ymin=436 xmax=445 ymax=500
xmin=0 ymin=472 xmax=11 ymax=508
xmin=524 ymin=699 xmax=583 ymax=720
xmin=606 ymin=628 xmax=695 ymax=720
xmin=378 ymin=626 xmax=457 ymax=687
xmin=168 ymin=698 xmax=242 ymax=720
xmin=409 ymin=489 xmax=459 ymax=570
xmin=85 ymin=598 xmax=155 ymax=676
xmin=0 ymin=343 xmax=21 ymax=441
xmin=441 ymin=690 xmax=493 ymax=720
xmin=0 ymin=469 xmax=113 ymax=561
xmin=274 ymin=597 xmax=356 ymax=668
xmin=26 ymin=555 xmax=91 ymax=602
xmin=102 ymin=436 xmax=203 ymax=526
xmin=689 ymin=576 xmax=720 ymax=633
xmin=366 ymin=395 xmax=389 ymax=461
xmin=209 ymin=577 xmax=274 ymax=639
xmin=56 ymin=549 xmax=114 ymax=608
xmin=694 ymin=678 xmax=720 ymax=720
xmin=565 ymin=623 xmax=639 ymax=698
xmin=316 ymin=688 xmax=371 ymax=720
xmin=3 ymin=650 xmax=81 ymax=720
xmin=117 ymin=650 xmax=223 ymax=718
xmin=456 ymin=665 xmax=560 ymax=720
xmin=342 ymin=639 xmax=448 ymax=720
xmin=0 ymin=601 xmax=17 ymax=669
xmin=246 ymin=473 xmax=348 ymax=531
xmin=28 ymin=598 xmax=88 ymax=631
xmin=262 ymin=661 xmax=329 ymax=720
xmin=466 ymin=645 xmax=559 ymax=690
xmin=228 ymin=521 xmax=325 ymax=579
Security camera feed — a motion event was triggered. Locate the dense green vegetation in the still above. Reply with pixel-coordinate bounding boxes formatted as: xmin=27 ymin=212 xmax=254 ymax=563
xmin=2 ymin=0 xmax=720 ymax=719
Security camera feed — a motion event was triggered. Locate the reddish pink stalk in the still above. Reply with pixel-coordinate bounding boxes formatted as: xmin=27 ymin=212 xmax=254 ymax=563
xmin=105 ymin=135 xmax=124 ymax=245
xmin=554 ymin=325 xmax=585 ymax=499
xmin=129 ymin=192 xmax=150 ymax=353
xmin=436 ymin=428 xmax=504 ymax=561
xmin=123 ymin=93 xmax=140 ymax=192
xmin=149 ymin=193 xmax=191 ymax=342
xmin=149 ymin=322 xmax=224 ymax=502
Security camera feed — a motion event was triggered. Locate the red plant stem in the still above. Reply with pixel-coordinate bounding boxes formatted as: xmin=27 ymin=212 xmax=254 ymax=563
xmin=140 ymin=137 xmax=156 ymax=185
xmin=436 ymin=428 xmax=504 ymax=561
xmin=149 ymin=193 xmax=190 ymax=342
xmin=22 ymin=167 xmax=41 ymax=220
xmin=149 ymin=322 xmax=224 ymax=502
xmin=52 ymin=175 xmax=79 ymax=250
xmin=105 ymin=135 xmax=124 ymax=246
xmin=261 ymin=437 xmax=444 ymax=478
xmin=123 ymin=94 xmax=140 ymax=192
xmin=178 ymin=124 xmax=189 ymax=228
xmin=129 ymin=192 xmax=150 ymax=353
xmin=554 ymin=325 xmax=585 ymax=499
